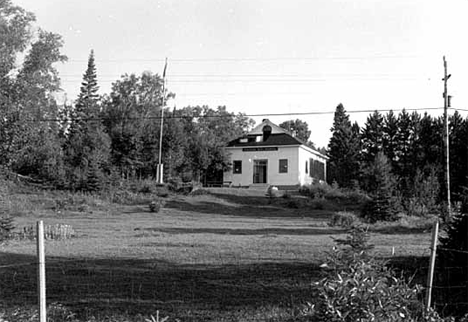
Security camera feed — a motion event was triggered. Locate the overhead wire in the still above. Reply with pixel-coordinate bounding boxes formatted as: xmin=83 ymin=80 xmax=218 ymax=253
xmin=19 ymin=106 xmax=444 ymax=123
xmin=64 ymin=54 xmax=421 ymax=63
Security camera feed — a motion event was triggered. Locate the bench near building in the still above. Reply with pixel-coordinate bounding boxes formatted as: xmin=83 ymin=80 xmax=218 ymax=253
xmin=223 ymin=119 xmax=328 ymax=188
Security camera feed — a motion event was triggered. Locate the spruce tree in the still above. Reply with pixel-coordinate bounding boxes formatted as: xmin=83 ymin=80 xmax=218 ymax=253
xmin=382 ymin=110 xmax=399 ymax=170
xmin=449 ymin=112 xmax=468 ymax=199
xmin=361 ymin=152 xmax=398 ymax=222
xmin=327 ymin=103 xmax=360 ymax=188
xmin=64 ymin=50 xmax=110 ymax=190
xmin=361 ymin=110 xmax=385 ymax=165
xmin=76 ymin=50 xmax=99 ymax=118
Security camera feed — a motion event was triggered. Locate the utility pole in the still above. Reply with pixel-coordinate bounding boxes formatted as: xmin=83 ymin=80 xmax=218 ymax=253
xmin=157 ymin=58 xmax=167 ymax=184
xmin=443 ymin=56 xmax=451 ymax=219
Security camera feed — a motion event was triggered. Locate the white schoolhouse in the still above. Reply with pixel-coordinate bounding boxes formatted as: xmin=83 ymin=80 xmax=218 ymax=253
xmin=223 ymin=119 xmax=328 ymax=188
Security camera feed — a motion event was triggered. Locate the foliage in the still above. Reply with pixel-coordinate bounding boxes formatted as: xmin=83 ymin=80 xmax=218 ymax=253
xmin=305 ymin=227 xmax=447 ymax=322
xmin=0 ymin=215 xmax=15 ymax=241
xmin=403 ymin=166 xmax=440 ymax=217
xmin=279 ymin=118 xmax=314 ymax=147
xmin=449 ymin=112 xmax=468 ymax=198
xmin=360 ymin=152 xmax=399 ymax=222
xmin=63 ymin=50 xmax=110 ymax=191
xmin=360 ymin=110 xmax=385 ymax=164
xmin=437 ymin=212 xmax=468 ymax=318
xmin=0 ymin=2 xmax=67 ymax=183
xmin=327 ymin=104 xmax=361 ymax=188
xmin=189 ymin=188 xmax=211 ymax=196
xmin=300 ymin=181 xmax=336 ymax=199
xmin=328 ymin=212 xmax=359 ymax=228
xmin=149 ymin=200 xmax=161 ymax=213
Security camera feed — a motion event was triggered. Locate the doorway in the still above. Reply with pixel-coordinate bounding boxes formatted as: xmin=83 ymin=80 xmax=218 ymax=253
xmin=253 ymin=160 xmax=268 ymax=184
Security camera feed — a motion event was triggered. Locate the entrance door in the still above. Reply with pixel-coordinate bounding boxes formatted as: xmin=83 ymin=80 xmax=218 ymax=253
xmin=253 ymin=160 xmax=268 ymax=183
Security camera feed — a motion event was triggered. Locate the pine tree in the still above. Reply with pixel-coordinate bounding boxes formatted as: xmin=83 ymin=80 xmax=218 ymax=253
xmin=382 ymin=110 xmax=399 ymax=170
xmin=64 ymin=50 xmax=110 ymax=190
xmin=361 ymin=152 xmax=398 ymax=222
xmin=76 ymin=50 xmax=99 ymax=118
xmin=449 ymin=112 xmax=468 ymax=199
xmin=438 ymin=212 xmax=468 ymax=316
xmin=361 ymin=110 xmax=385 ymax=164
xmin=327 ymin=103 xmax=361 ymax=188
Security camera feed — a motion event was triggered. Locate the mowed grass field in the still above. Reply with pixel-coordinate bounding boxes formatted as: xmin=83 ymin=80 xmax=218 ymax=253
xmin=0 ymin=187 xmax=433 ymax=321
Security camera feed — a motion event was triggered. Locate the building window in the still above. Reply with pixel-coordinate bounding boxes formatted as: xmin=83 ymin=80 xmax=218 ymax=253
xmin=305 ymin=160 xmax=308 ymax=174
xmin=233 ymin=160 xmax=242 ymax=174
xmin=279 ymin=159 xmax=288 ymax=173
xmin=310 ymin=159 xmax=325 ymax=181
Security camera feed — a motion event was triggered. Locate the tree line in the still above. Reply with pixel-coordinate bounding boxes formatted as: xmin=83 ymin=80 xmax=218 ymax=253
xmin=328 ymin=103 xmax=467 ymax=219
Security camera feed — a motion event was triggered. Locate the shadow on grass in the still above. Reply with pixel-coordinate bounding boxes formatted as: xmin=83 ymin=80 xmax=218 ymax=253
xmin=164 ymin=197 xmax=333 ymax=220
xmin=135 ymin=227 xmax=344 ymax=236
xmin=0 ymin=252 xmax=321 ymax=320
xmin=370 ymin=226 xmax=431 ymax=235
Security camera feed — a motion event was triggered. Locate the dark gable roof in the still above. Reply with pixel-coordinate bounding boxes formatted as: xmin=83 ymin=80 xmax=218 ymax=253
xmin=227 ymin=133 xmax=303 ymax=147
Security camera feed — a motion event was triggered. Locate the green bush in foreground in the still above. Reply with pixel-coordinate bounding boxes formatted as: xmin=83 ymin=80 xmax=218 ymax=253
xmin=303 ymin=227 xmax=452 ymax=322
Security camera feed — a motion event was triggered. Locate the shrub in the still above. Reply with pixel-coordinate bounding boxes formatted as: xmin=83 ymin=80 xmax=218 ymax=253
xmin=437 ymin=213 xmax=468 ymax=318
xmin=285 ymin=199 xmax=301 ymax=209
xmin=111 ymin=190 xmax=151 ymax=205
xmin=361 ymin=195 xmax=399 ymax=223
xmin=403 ymin=166 xmax=440 ymax=217
xmin=304 ymin=226 xmax=448 ymax=322
xmin=189 ymin=188 xmax=210 ymax=196
xmin=0 ymin=215 xmax=15 ymax=241
xmin=310 ymin=199 xmax=326 ymax=210
xmin=301 ymin=182 xmax=331 ymax=199
xmin=328 ymin=211 xmax=359 ymax=228
xmin=149 ymin=199 xmax=165 ymax=213
xmin=155 ymin=185 xmax=170 ymax=197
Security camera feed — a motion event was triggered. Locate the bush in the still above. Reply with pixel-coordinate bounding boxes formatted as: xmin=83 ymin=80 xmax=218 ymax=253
xmin=149 ymin=199 xmax=165 ymax=213
xmin=300 ymin=182 xmax=331 ymax=199
xmin=303 ymin=226 xmax=449 ymax=322
xmin=310 ymin=199 xmax=326 ymax=210
xmin=189 ymin=188 xmax=210 ymax=196
xmin=111 ymin=190 xmax=151 ymax=205
xmin=155 ymin=185 xmax=170 ymax=198
xmin=0 ymin=215 xmax=15 ymax=241
xmin=328 ymin=211 xmax=359 ymax=228
xmin=285 ymin=199 xmax=301 ymax=209
xmin=437 ymin=213 xmax=468 ymax=318
xmin=360 ymin=194 xmax=399 ymax=223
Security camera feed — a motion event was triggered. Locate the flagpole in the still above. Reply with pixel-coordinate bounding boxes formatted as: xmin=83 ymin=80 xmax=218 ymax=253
xmin=157 ymin=58 xmax=167 ymax=184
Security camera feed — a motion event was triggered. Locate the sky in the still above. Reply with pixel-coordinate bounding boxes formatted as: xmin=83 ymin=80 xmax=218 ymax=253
xmin=13 ymin=0 xmax=468 ymax=148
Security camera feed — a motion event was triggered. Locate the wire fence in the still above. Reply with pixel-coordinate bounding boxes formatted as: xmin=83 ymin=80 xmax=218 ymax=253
xmin=1 ymin=222 xmax=467 ymax=319
xmin=432 ymin=246 xmax=468 ymax=316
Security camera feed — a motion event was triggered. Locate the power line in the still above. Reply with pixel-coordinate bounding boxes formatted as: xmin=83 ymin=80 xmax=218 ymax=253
xmin=59 ymin=77 xmax=427 ymax=84
xmin=65 ymin=54 xmax=420 ymax=63
xmin=20 ymin=106 xmax=443 ymax=123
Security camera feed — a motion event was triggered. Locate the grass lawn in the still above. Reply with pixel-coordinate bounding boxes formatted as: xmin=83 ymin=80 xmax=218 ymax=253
xmin=0 ymin=187 xmax=433 ymax=321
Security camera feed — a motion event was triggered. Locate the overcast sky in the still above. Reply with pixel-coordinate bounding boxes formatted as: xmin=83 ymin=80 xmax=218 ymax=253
xmin=14 ymin=0 xmax=468 ymax=147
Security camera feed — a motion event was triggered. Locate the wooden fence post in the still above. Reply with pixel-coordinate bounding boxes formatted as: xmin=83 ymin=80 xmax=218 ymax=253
xmin=37 ymin=220 xmax=46 ymax=322
xmin=425 ymin=220 xmax=439 ymax=311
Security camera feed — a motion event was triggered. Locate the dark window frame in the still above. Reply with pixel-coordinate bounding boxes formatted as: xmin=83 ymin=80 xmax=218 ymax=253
xmin=279 ymin=159 xmax=288 ymax=173
xmin=233 ymin=160 xmax=242 ymax=174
